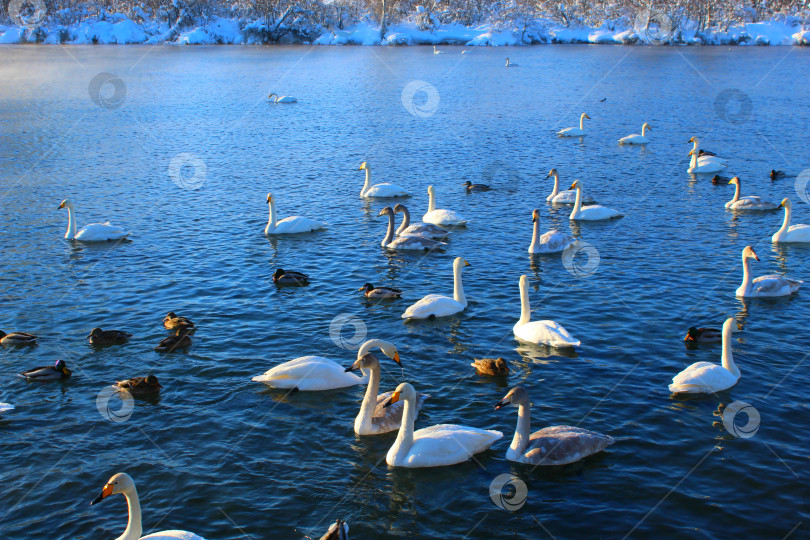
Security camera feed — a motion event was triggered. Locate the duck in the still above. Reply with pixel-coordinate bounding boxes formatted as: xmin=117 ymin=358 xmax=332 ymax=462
xmin=423 ymin=185 xmax=468 ymax=226
xmin=346 ymin=352 xmax=428 ymax=435
xmin=163 ymin=312 xmax=194 ymax=330
xmin=736 ymin=246 xmax=802 ymax=298
xmin=495 ymin=386 xmax=614 ymax=465
xmin=319 ymin=520 xmax=349 ymax=540
xmin=358 ymin=162 xmax=411 ymax=198
xmin=268 ymin=93 xmax=297 ymax=103
xmin=471 ymin=357 xmax=509 ymax=376
xmin=58 ymin=198 xmax=130 ymax=241
xmin=88 ymin=328 xmax=132 ymax=346
xmin=529 ymin=208 xmax=576 ymax=254
xmin=557 ymin=113 xmax=589 ymax=137
xmin=684 ymin=327 xmax=722 ymax=343
xmin=0 ymin=402 xmax=13 ymax=413
xmin=725 ymin=177 xmax=779 ymax=210
xmin=378 ymin=207 xmax=446 ymax=251
xmin=401 ymin=257 xmax=470 ymax=320
xmin=670 ymin=318 xmax=740 ymax=394
xmin=711 ymin=174 xmax=731 ymax=185
xmin=154 ymin=328 xmax=192 ymax=352
xmin=689 ymin=137 xmax=725 ymax=162
xmin=19 ymin=359 xmax=71 ymax=381
xmin=359 ymin=283 xmax=402 ymax=299
xmin=116 ymin=375 xmax=163 ymax=395
xmin=384 ymin=382 xmax=502 ymax=468
xmin=770 ymin=169 xmax=786 ymax=180
xmin=514 ymin=275 xmax=580 ymax=347
xmin=0 ymin=330 xmax=37 ymax=345
xmin=393 ymin=203 xmax=449 ymax=240
xmin=433 ymin=45 xmax=444 ymax=54
xmin=90 ymin=472 xmax=208 ymax=540
xmin=687 ymin=150 xmax=725 ymax=174
xmin=273 ymin=268 xmax=310 ymax=286
xmin=568 ymin=181 xmax=622 ymax=221
xmin=618 ymin=123 xmax=652 ymax=145
xmin=545 ymin=169 xmax=595 ymax=204
xmin=252 ymin=339 xmax=399 ymax=391
xmin=463 ymin=181 xmax=491 ymax=192
xmin=772 ymin=198 xmax=810 ymax=243
xmin=505 ymin=58 xmax=518 ymax=67
xmin=264 ymin=193 xmax=326 ymax=235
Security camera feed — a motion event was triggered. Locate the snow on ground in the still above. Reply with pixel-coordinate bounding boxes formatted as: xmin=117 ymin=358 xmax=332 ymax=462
xmin=2 ymin=16 xmax=810 ymax=46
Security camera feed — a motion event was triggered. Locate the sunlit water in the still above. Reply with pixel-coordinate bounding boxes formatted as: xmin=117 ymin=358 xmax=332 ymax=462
xmin=0 ymin=45 xmax=808 ymax=539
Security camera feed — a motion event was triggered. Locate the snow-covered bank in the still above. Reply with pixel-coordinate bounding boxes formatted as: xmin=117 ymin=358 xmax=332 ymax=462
xmin=2 ymin=14 xmax=810 ymax=47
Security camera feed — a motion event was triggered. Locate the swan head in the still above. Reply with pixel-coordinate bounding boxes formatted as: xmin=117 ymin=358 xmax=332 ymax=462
xmin=58 ymin=198 xmax=73 ymax=210
xmin=453 ymin=256 xmax=471 ymax=270
xmin=321 ymin=519 xmax=350 ymax=540
xmin=377 ymin=207 xmax=394 ymax=217
xmin=383 ymin=382 xmax=416 ymax=408
xmin=532 ymin=209 xmax=540 ymax=223
xmin=781 ymin=198 xmax=791 ymax=209
xmin=728 ymin=176 xmax=740 ymax=186
xmin=569 ymin=180 xmax=581 ymax=190
xmin=358 ymin=161 xmax=368 ymax=171
xmin=742 ymin=245 xmax=759 ymax=261
xmin=345 ymin=352 xmax=390 ymax=374
xmin=358 ymin=339 xmax=400 ymax=365
xmin=266 ymin=193 xmax=273 ymax=204
xmin=90 ymin=472 xmax=134 ymax=505
xmin=688 ymin=136 xmax=697 ymax=143
xmin=427 ymin=185 xmax=435 ymax=195
xmin=643 ymin=123 xmax=652 ymax=131
xmin=495 ymin=386 xmax=530 ymax=409
xmin=393 ymin=203 xmax=407 ymax=214
xmin=581 ymin=113 xmax=590 ymax=120
xmin=546 ymin=168 xmax=558 ymax=178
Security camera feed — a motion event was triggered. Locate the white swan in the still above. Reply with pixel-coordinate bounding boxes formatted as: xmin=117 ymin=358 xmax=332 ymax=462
xmin=725 ymin=177 xmax=779 ymax=211
xmin=433 ymin=46 xmax=444 ymax=54
xmin=618 ymin=123 xmax=652 ymax=145
xmin=545 ymin=169 xmax=595 ymax=204
xmin=568 ymin=181 xmax=622 ymax=221
xmin=495 ymin=386 xmax=614 ymax=465
xmin=58 ymin=199 xmax=130 ymax=241
xmin=736 ymin=246 xmax=802 ymax=298
xmin=264 ymin=193 xmax=326 ymax=235
xmin=346 ymin=353 xmax=428 ymax=435
xmin=90 ymin=472 xmax=208 ymax=540
xmin=558 ymin=113 xmax=589 ymax=137
xmin=252 ymin=339 xmax=399 ymax=391
xmin=384 ymin=382 xmax=502 ymax=467
xmin=0 ymin=402 xmax=13 ymax=413
xmin=514 ymin=275 xmax=580 ymax=347
xmin=268 ymin=93 xmax=297 ymax=103
xmin=529 ymin=209 xmax=576 ymax=254
xmin=688 ymin=137 xmax=726 ymax=163
xmin=773 ymin=198 xmax=810 ymax=243
xmin=669 ymin=318 xmax=740 ymax=394
xmin=687 ymin=150 xmax=725 ymax=173
xmin=378 ymin=207 xmax=445 ymax=251
xmin=358 ymin=162 xmax=411 ymax=198
xmin=505 ymin=58 xmax=518 ymax=67
xmin=402 ymin=257 xmax=470 ymax=319
xmin=393 ymin=203 xmax=449 ymax=239
xmin=423 ymin=185 xmax=467 ymax=226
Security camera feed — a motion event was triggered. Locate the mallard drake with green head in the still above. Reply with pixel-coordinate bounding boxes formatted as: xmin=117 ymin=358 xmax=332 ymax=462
xmin=684 ymin=327 xmax=722 ymax=343
xmin=19 ymin=360 xmax=71 ymax=381
xmin=273 ymin=268 xmax=309 ymax=286
xmin=464 ymin=181 xmax=491 ymax=192
xmin=359 ymin=283 xmax=402 ymax=299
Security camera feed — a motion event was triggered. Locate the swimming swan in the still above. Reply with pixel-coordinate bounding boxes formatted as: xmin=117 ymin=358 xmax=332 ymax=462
xmin=358 ymin=162 xmax=411 ymax=198
xmin=251 ymin=339 xmax=399 ymax=391
xmin=379 ymin=207 xmax=445 ymax=251
xmin=268 ymin=93 xmax=297 ymax=103
xmin=568 ymin=181 xmax=622 ymax=221
xmin=735 ymin=246 xmax=802 ymax=298
xmin=514 ymin=275 xmax=580 ymax=347
xmin=264 ymin=193 xmax=326 ymax=235
xmin=687 ymin=150 xmax=725 ymax=174
xmin=545 ymin=169 xmax=595 ymax=204
xmin=423 ymin=185 xmax=467 ymax=226
xmin=90 ymin=472 xmax=208 ymax=540
xmin=558 ymin=113 xmax=589 ymax=137
xmin=402 ymin=257 xmax=470 ymax=319
xmin=725 ymin=177 xmax=779 ymax=211
xmin=772 ymin=198 xmax=810 ymax=243
xmin=529 ymin=209 xmax=576 ymax=254
xmin=58 ymin=199 xmax=130 ymax=241
xmin=669 ymin=318 xmax=740 ymax=394
xmin=384 ymin=382 xmax=502 ymax=467
xmin=495 ymin=386 xmax=614 ymax=465
xmin=394 ymin=203 xmax=449 ymax=239
xmin=618 ymin=123 xmax=652 ymax=145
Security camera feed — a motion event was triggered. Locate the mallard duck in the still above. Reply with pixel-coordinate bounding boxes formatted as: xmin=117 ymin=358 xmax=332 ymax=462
xmin=711 ymin=174 xmax=731 ymax=185
xmin=359 ymin=283 xmax=402 ymax=299
xmin=471 ymin=357 xmax=509 ymax=376
xmin=684 ymin=327 xmax=722 ymax=343
xmin=155 ymin=329 xmax=192 ymax=352
xmin=116 ymin=375 xmax=162 ymax=395
xmin=163 ymin=312 xmax=194 ymax=330
xmin=698 ymin=149 xmax=718 ymax=157
xmin=319 ymin=519 xmax=349 ymax=540
xmin=770 ymin=169 xmax=786 ymax=180
xmin=19 ymin=360 xmax=71 ymax=381
xmin=0 ymin=330 xmax=37 ymax=345
xmin=273 ymin=268 xmax=309 ymax=286
xmin=463 ymin=181 xmax=491 ymax=192
xmin=88 ymin=328 xmax=132 ymax=345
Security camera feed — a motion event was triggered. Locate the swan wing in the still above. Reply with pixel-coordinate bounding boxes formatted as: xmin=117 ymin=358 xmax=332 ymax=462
xmin=141 ymin=531 xmax=208 ymax=540
xmin=423 ymin=209 xmax=467 ymax=226
xmin=402 ymin=294 xmax=464 ymax=319
xmin=398 ymin=424 xmax=502 ymax=467
xmin=368 ymin=391 xmax=429 ymax=434
xmin=400 ymin=223 xmax=449 ymax=239
xmin=558 ymin=127 xmax=585 ymax=136
xmin=669 ymin=362 xmax=737 ymax=393
xmin=75 ymin=222 xmax=130 ymax=241
xmin=533 ymin=230 xmax=576 ymax=253
xmin=618 ymin=134 xmax=647 ymax=144
xmin=781 ymin=224 xmax=810 ymax=242
xmin=550 ymin=190 xmax=596 ymax=204
xmin=730 ymin=197 xmax=778 ymax=210
xmin=689 ymin=161 xmax=725 ymax=173
xmin=251 ymin=356 xmax=364 ymax=390
xmin=387 ymin=236 xmax=445 ymax=251
xmin=520 ymin=426 xmax=614 ymax=465
xmin=271 ymin=216 xmax=326 ymax=234
xmin=751 ymin=275 xmax=802 ymax=296
xmin=514 ymin=320 xmax=580 ymax=347
xmin=576 ymin=205 xmax=623 ymax=220
xmin=365 ymin=183 xmax=411 ymax=197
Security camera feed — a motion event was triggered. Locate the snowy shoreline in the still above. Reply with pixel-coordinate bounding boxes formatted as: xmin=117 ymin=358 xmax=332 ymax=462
xmin=2 ymin=16 xmax=810 ymax=47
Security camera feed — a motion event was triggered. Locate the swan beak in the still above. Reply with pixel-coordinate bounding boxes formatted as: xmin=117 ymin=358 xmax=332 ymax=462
xmin=90 ymin=482 xmax=114 ymax=505
xmin=532 ymin=216 xmax=536 ymax=223
xmin=647 ymin=126 xmax=652 ymax=131
xmin=58 ymin=201 xmax=65 ymax=209
xmin=383 ymin=391 xmax=401 ymax=408
xmin=464 ymin=261 xmax=471 ymax=267
xmin=344 ymin=365 xmax=357 ymax=373
xmin=753 ymin=253 xmax=760 ymax=261
xmin=266 ymin=195 xmax=272 ymax=203
xmin=494 ymin=399 xmax=509 ymax=410
xmin=393 ymin=351 xmax=401 ymax=366
xmin=569 ymin=183 xmax=576 ymax=190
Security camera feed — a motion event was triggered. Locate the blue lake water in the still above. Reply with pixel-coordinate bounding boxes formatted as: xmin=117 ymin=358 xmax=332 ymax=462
xmin=0 ymin=45 xmax=808 ymax=539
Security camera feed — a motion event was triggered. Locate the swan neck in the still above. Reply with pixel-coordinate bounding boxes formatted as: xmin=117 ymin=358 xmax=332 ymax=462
xmin=356 ymin=364 xmax=380 ymax=432
xmin=361 ymin=167 xmax=371 ymax=197
xmin=453 ymin=261 xmax=466 ymax=306
xmin=739 ymin=254 xmax=753 ymax=295
xmin=641 ymin=124 xmax=647 ymax=136
xmin=390 ymin=395 xmax=415 ymax=463
xmin=721 ymin=324 xmax=739 ymax=377
xmin=518 ymin=279 xmax=531 ymax=325
xmin=265 ymin=199 xmax=277 ymax=234
xmin=777 ymin=204 xmax=791 ymax=236
xmin=579 ymin=115 xmax=585 ymax=130
xmin=550 ymin=173 xmax=559 ymax=197
xmin=570 ymin=184 xmax=582 ymax=219
xmin=118 ymin=487 xmax=143 ymax=540
xmin=508 ymin=403 xmax=531 ymax=459
xmin=65 ymin=205 xmax=77 ymax=239
xmin=382 ymin=211 xmax=395 ymax=246
xmin=395 ymin=206 xmax=411 ymax=235
xmin=529 ymin=217 xmax=540 ymax=253
xmin=732 ymin=181 xmax=741 ymax=203
xmin=428 ymin=189 xmax=436 ymax=213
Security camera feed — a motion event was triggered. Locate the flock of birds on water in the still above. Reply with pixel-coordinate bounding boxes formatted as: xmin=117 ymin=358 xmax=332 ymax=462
xmin=2 ymin=97 xmax=808 ymax=539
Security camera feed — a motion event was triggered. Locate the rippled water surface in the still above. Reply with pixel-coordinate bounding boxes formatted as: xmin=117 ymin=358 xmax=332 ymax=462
xmin=1 ymin=45 xmax=809 ymax=539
